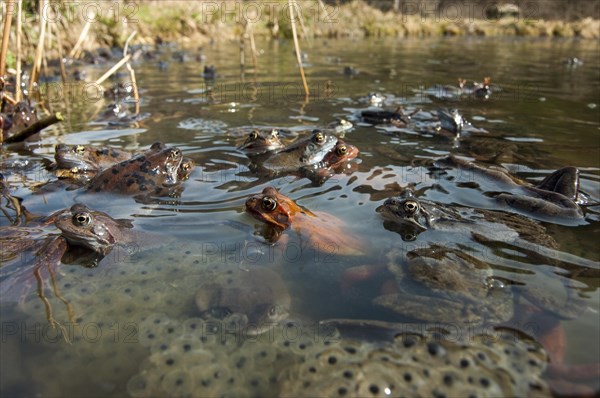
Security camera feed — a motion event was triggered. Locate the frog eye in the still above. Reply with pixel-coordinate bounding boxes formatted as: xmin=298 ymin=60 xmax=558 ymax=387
xmin=249 ymin=130 xmax=259 ymax=140
xmin=169 ymin=149 xmax=182 ymax=159
xmin=403 ymin=200 xmax=419 ymax=214
xmin=72 ymin=212 xmax=93 ymax=227
xmin=268 ymin=305 xmax=278 ymax=318
xmin=336 ymin=145 xmax=347 ymax=156
xmin=75 ymin=145 xmax=86 ymax=154
xmin=262 ymin=196 xmax=277 ymax=212
xmin=313 ymin=132 xmax=325 ymax=145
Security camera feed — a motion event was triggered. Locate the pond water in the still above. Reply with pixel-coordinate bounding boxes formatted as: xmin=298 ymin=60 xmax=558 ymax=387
xmin=1 ymin=37 xmax=599 ymax=397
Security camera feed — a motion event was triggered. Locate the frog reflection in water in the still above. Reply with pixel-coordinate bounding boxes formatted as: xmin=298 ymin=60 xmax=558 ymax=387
xmin=245 ymin=187 xmax=364 ymax=256
xmin=1 ymin=204 xmax=138 ymax=330
xmin=195 ymin=266 xmax=291 ymax=335
xmin=87 ymin=142 xmax=193 ymax=196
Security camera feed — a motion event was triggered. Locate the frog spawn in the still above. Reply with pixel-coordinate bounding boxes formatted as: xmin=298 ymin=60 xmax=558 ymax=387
xmin=279 ymin=332 xmax=551 ymax=398
xmin=125 ymin=313 xmax=551 ymax=398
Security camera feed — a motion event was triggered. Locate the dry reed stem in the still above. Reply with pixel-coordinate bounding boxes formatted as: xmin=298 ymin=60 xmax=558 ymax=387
xmin=0 ymin=0 xmax=15 ymax=77
xmin=288 ymin=0 xmax=309 ymax=99
xmin=69 ymin=17 xmax=93 ymax=59
xmin=123 ymin=31 xmax=140 ymax=115
xmin=29 ymin=0 xmax=47 ymax=92
xmin=15 ymin=0 xmax=22 ymax=101
xmin=94 ymin=54 xmax=132 ymax=86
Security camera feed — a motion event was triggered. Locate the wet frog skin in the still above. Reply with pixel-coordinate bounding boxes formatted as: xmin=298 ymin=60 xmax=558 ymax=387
xmin=433 ymin=155 xmax=584 ymax=221
xmin=87 ymin=142 xmax=189 ymax=195
xmin=54 ymin=144 xmax=132 ymax=172
xmin=259 ymin=130 xmax=338 ymax=173
xmin=245 ymin=186 xmax=364 ymax=256
xmin=237 ymin=128 xmax=285 ymax=156
xmin=53 ymin=203 xmax=137 ymax=256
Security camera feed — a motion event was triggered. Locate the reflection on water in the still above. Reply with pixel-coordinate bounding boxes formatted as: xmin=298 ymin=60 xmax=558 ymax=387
xmin=1 ymin=37 xmax=599 ymax=397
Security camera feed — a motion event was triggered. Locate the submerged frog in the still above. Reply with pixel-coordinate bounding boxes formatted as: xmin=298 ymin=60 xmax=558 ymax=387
xmin=195 ymin=266 xmax=291 ymax=335
xmin=54 ymin=144 xmax=132 ymax=172
xmin=366 ymin=189 xmax=587 ymax=323
xmin=245 ymin=186 xmax=364 ymax=256
xmin=259 ymin=130 xmax=338 ymax=173
xmin=1 ymin=173 xmax=28 ymax=225
xmin=360 ymin=107 xmax=411 ymax=127
xmin=433 ymin=155 xmax=585 ymax=221
xmin=87 ymin=142 xmax=191 ymax=196
xmin=237 ymin=129 xmax=285 ymax=156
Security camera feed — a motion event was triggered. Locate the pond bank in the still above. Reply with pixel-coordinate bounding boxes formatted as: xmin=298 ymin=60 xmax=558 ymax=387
xmin=4 ymin=0 xmax=599 ymax=69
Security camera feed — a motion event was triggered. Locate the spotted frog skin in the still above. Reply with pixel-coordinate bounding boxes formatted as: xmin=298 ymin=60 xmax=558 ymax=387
xmin=259 ymin=130 xmax=338 ymax=173
xmin=245 ymin=186 xmax=364 ymax=256
xmin=53 ymin=203 xmax=137 ymax=256
xmin=237 ymin=129 xmax=285 ymax=156
xmin=87 ymin=142 xmax=190 ymax=195
xmin=54 ymin=144 xmax=132 ymax=172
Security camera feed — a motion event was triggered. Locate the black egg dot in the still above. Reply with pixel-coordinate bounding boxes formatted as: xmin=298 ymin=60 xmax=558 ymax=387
xmin=423 ymin=369 xmax=430 ymax=377
xmin=477 ymin=352 xmax=486 ymax=361
xmin=183 ymin=344 xmax=191 ymax=352
xmin=165 ymin=358 xmax=174 ymax=366
xmin=124 ymin=288 xmax=131 ymax=293
xmin=427 ymin=342 xmax=441 ymax=356
xmin=479 ymin=378 xmax=490 ymax=388
xmin=467 ymin=377 xmax=474 ymax=384
xmin=443 ymin=374 xmax=453 ymax=386
xmin=528 ymin=359 xmax=538 ymax=367
xmin=160 ymin=344 xmax=168 ymax=351
xmin=299 ymin=344 xmax=306 ymax=350
xmin=369 ymin=385 xmax=379 ymax=394
xmin=309 ymin=367 xmax=316 ymax=373
xmin=250 ymin=379 xmax=259 ymax=387
xmin=338 ymin=387 xmax=347 ymax=396
xmin=403 ymin=373 xmax=412 ymax=382
xmin=303 ymin=381 xmax=310 ymax=387
xmin=153 ymin=319 xmax=161 ymax=324
xmin=148 ymin=333 xmax=155 ymax=339
xmin=459 ymin=359 xmax=469 ymax=368
xmin=344 ymin=347 xmax=357 ymax=354
xmin=328 ymin=356 xmax=337 ymax=365
xmin=185 ymin=251 xmax=191 ymax=255
xmin=284 ymin=341 xmax=290 ymax=347
xmin=175 ymin=378 xmax=183 ymax=386
xmin=403 ymin=338 xmax=416 ymax=348
xmin=260 ymin=351 xmax=268 ymax=357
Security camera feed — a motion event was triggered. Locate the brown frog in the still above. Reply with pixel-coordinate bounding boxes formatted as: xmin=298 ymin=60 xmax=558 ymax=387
xmin=300 ymin=140 xmax=359 ymax=184
xmin=259 ymin=130 xmax=338 ymax=173
xmin=54 ymin=144 xmax=132 ymax=172
xmin=237 ymin=129 xmax=285 ymax=156
xmin=195 ymin=266 xmax=291 ymax=335
xmin=53 ymin=203 xmax=138 ymax=256
xmin=1 ymin=204 xmax=139 ymax=329
xmin=87 ymin=142 xmax=190 ymax=196
xmin=433 ymin=155 xmax=585 ymax=221
xmin=245 ymin=186 xmax=364 ymax=256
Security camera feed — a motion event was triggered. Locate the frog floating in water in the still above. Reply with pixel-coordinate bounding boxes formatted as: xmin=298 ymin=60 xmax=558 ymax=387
xmin=195 ymin=266 xmax=291 ymax=335
xmin=299 ymin=140 xmax=359 ymax=185
xmin=87 ymin=142 xmax=193 ymax=196
xmin=1 ymin=204 xmax=139 ymax=330
xmin=433 ymin=155 xmax=585 ymax=222
xmin=258 ymin=130 xmax=338 ymax=173
xmin=54 ymin=144 xmax=132 ymax=172
xmin=237 ymin=129 xmax=285 ymax=157
xmin=245 ymin=186 xmax=364 ymax=256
